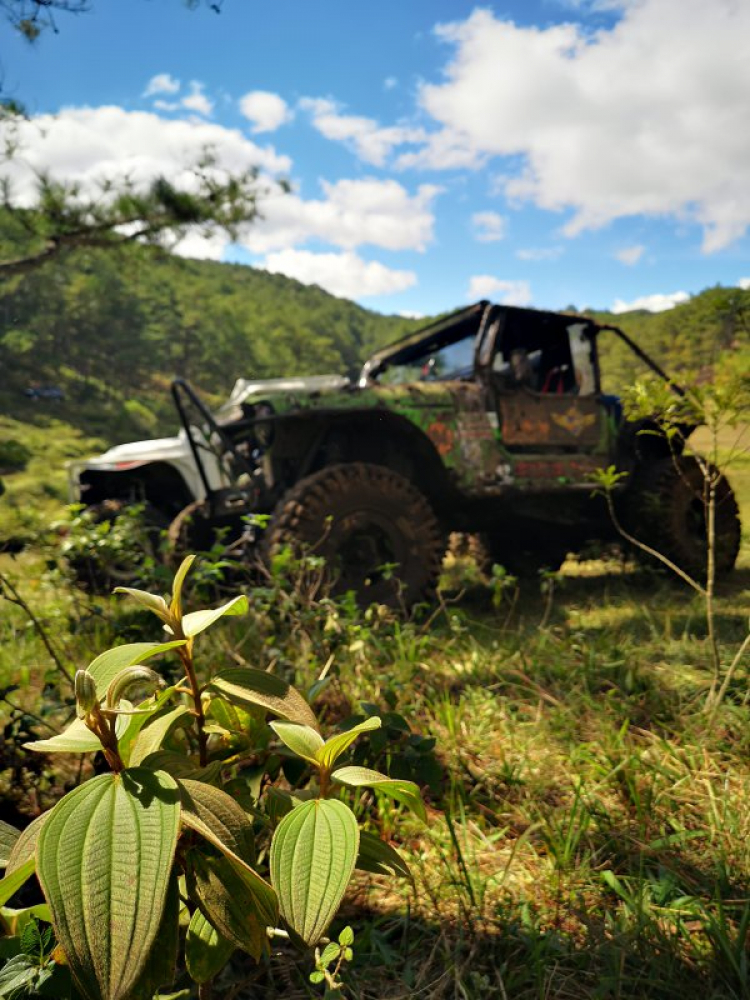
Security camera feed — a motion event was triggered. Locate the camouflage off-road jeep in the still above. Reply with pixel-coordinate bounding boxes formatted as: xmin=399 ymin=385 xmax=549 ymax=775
xmin=70 ymin=301 xmax=741 ymax=604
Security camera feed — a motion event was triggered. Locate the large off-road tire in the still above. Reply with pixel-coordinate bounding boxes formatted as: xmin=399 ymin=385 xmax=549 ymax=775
xmin=622 ymin=456 xmax=741 ymax=578
xmin=265 ymin=463 xmax=444 ymax=607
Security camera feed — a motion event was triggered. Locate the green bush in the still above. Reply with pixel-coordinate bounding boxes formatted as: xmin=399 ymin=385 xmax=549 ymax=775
xmin=0 ymin=439 xmax=31 ymax=473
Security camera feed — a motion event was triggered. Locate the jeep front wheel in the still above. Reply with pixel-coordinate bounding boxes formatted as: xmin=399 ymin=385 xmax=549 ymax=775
xmin=265 ymin=463 xmax=444 ymax=607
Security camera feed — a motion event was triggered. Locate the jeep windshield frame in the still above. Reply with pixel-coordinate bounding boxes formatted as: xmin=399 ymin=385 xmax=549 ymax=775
xmin=359 ymin=302 xmax=488 ymax=385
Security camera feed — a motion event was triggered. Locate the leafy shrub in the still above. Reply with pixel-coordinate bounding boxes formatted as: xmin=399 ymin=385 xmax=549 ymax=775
xmin=0 ymin=439 xmax=31 ymax=474
xmin=0 ymin=556 xmax=425 ymax=999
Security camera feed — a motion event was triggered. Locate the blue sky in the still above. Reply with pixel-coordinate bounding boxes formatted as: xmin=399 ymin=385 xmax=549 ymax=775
xmin=4 ymin=0 xmax=750 ymax=316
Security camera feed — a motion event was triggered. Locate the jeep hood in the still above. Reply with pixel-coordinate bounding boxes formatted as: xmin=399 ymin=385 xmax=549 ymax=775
xmin=82 ymin=433 xmax=191 ymax=470
xmin=215 ymin=374 xmax=350 ymax=421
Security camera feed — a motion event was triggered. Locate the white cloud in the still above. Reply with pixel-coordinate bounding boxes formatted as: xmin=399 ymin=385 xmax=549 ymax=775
xmin=4 ymin=106 xmax=291 ymax=210
xmin=384 ymin=77 xmax=398 ymax=91
xmin=467 ymin=276 xmax=532 ymax=305
xmin=516 ymin=246 xmax=564 ymax=261
xmin=143 ymin=73 xmax=180 ymax=97
xmin=471 ymin=210 xmax=506 ymax=243
xmin=172 ymin=231 xmax=228 ymax=261
xmin=615 ymin=245 xmax=645 ymax=265
xmin=611 ymin=291 xmax=690 ymax=313
xmin=300 ymin=97 xmax=427 ymax=167
xmin=241 ymin=177 xmax=440 ymax=254
xmin=262 ymin=249 xmax=416 ymax=299
xmin=398 ymin=309 xmax=425 ymax=319
xmin=738 ymin=277 xmax=750 ymax=290
xmin=239 ymin=91 xmax=293 ymax=133
xmin=181 ymin=81 xmax=213 ymax=117
xmin=410 ymin=1 xmax=750 ymax=251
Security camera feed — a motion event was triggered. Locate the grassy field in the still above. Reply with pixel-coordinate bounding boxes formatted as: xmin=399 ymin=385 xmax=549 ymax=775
xmin=0 ymin=426 xmax=748 ymax=999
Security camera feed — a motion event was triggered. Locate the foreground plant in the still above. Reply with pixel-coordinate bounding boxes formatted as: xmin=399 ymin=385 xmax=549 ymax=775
xmin=593 ymin=365 xmax=748 ymax=718
xmin=0 ymin=556 xmax=424 ymax=1000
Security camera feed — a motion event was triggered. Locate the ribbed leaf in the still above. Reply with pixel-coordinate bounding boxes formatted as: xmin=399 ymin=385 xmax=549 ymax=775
xmin=117 ymin=687 xmax=178 ymax=766
xmin=87 ymin=642 xmax=186 ymax=697
xmin=36 ymin=768 xmax=181 ymax=1000
xmin=0 ymin=902 xmax=52 ymax=935
xmin=141 ymin=751 xmax=222 ymax=784
xmin=269 ymin=721 xmax=323 ymax=765
xmin=316 ymin=717 xmax=381 ymax=771
xmin=128 ymin=705 xmax=192 ymax=766
xmin=270 ymin=799 xmax=359 ymax=946
xmin=357 ymin=831 xmax=412 ymax=878
xmin=0 ymin=859 xmax=34 ymax=905
xmin=209 ymin=668 xmax=318 ymax=730
xmin=178 ymin=780 xmax=254 ymax=862
xmin=186 ymin=851 xmax=267 ymax=960
xmin=178 ymin=780 xmax=275 ymax=925
xmin=169 ymin=555 xmax=195 ymax=620
xmin=0 ymin=821 xmax=19 ymax=867
xmin=185 ymin=908 xmax=235 ymax=984
xmin=128 ymin=870 xmax=180 ymax=1000
xmin=331 ymin=765 xmax=426 ymax=822
xmin=6 ymin=813 xmax=49 ymax=877
xmin=179 ymin=595 xmax=248 ymax=638
xmin=24 ymin=712 xmax=130 ymax=755
xmin=113 ymin=588 xmax=171 ymax=621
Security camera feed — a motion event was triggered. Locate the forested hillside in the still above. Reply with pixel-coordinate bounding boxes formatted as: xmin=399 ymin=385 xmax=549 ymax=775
xmin=0 ymin=245 xmax=420 ymax=441
xmin=0 ymin=235 xmax=747 ymax=445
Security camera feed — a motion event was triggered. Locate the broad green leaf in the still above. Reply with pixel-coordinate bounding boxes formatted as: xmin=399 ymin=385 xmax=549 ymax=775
xmin=24 ymin=712 xmax=130 ymax=755
xmin=270 ymin=798 xmax=359 ymax=946
xmin=128 ymin=705 xmax=192 ymax=766
xmin=0 ymin=859 xmax=34 ymax=905
xmin=269 ymin=721 xmax=323 ymax=765
xmin=185 ymin=908 xmax=235 ymax=985
xmin=179 ymin=595 xmax=248 ymax=638
xmin=331 ymin=765 xmax=426 ymax=822
xmin=178 ymin=780 xmax=254 ymax=862
xmin=0 ymin=902 xmax=52 ymax=936
xmin=207 ymin=698 xmax=269 ymax=747
xmin=128 ymin=870 xmax=180 ymax=1000
xmin=356 ymin=831 xmax=412 ymax=879
xmin=0 ymin=820 xmax=20 ymax=867
xmin=117 ymin=687 xmax=178 ymax=766
xmin=6 ymin=813 xmax=49 ymax=877
xmin=169 ymin=555 xmax=195 ymax=619
xmin=87 ymin=642 xmax=186 ymax=697
xmin=0 ymin=954 xmax=38 ymax=996
xmin=140 ymin=751 xmax=222 ymax=784
xmin=317 ymin=717 xmax=381 ymax=771
xmin=36 ymin=768 xmax=181 ymax=1000
xmin=113 ymin=587 xmax=172 ymax=622
xmin=186 ymin=851 xmax=268 ymax=961
xmin=209 ymin=668 xmax=318 ymax=730
xmin=178 ymin=780 xmax=275 ymax=924
xmin=105 ymin=666 xmax=163 ymax=710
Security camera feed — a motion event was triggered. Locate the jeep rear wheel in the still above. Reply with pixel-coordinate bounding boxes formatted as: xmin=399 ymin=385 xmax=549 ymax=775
xmin=623 ymin=456 xmax=740 ymax=578
xmin=265 ymin=463 xmax=444 ymax=607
